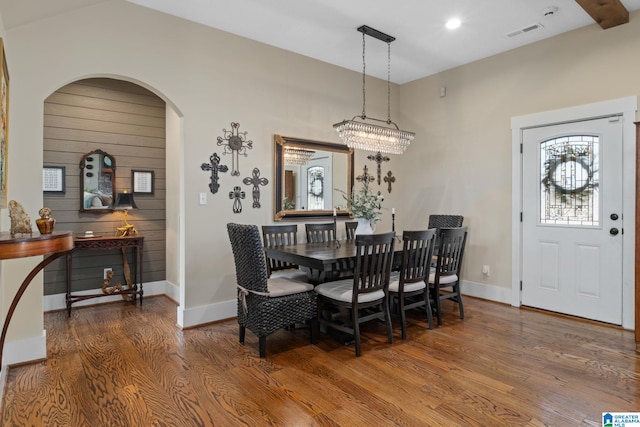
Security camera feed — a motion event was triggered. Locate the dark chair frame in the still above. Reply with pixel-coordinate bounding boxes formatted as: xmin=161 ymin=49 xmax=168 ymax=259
xmin=430 ymin=227 xmax=468 ymax=326
xmin=428 ymin=214 xmax=464 ymax=229
xmin=315 ymin=232 xmax=396 ymax=356
xmin=261 ymin=224 xmax=300 ymax=277
xmin=389 ymin=229 xmax=437 ymax=338
xmin=345 ymin=221 xmax=358 ymax=240
xmin=227 ymin=223 xmax=318 ymax=357
xmin=305 ymin=222 xmax=336 ymax=243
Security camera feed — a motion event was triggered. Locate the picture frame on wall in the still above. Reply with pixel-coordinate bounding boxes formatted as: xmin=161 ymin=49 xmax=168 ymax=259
xmin=43 ymin=166 xmax=65 ymax=193
xmin=0 ymin=38 xmax=10 ymax=208
xmin=132 ymin=170 xmax=154 ymax=194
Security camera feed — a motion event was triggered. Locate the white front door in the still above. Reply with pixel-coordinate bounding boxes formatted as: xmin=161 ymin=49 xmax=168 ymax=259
xmin=521 ymin=116 xmax=623 ymax=324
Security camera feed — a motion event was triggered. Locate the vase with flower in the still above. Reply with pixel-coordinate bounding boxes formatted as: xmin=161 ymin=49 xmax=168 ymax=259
xmin=338 ymin=185 xmax=384 ymax=235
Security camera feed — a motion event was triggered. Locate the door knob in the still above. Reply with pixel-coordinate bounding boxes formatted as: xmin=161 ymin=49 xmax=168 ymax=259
xmin=610 ymin=228 xmax=619 ymax=236
xmin=610 ymin=213 xmax=619 ymax=220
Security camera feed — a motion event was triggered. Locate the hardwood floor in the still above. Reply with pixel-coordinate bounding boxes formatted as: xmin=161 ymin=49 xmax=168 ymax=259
xmin=2 ymin=296 xmax=638 ymax=426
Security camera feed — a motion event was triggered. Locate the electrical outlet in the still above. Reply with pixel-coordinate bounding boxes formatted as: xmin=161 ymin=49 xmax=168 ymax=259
xmin=482 ymin=265 xmax=490 ymax=276
xmin=103 ymin=267 xmax=113 ymax=279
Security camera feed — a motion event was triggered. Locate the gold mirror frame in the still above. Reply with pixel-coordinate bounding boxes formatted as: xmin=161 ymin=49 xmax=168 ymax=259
xmin=79 ymin=149 xmax=116 ymax=213
xmin=274 ymin=135 xmax=354 ymax=220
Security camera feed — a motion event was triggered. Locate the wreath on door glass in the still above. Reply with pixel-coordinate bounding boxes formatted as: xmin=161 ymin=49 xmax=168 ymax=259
xmin=542 ymin=154 xmax=597 ymax=202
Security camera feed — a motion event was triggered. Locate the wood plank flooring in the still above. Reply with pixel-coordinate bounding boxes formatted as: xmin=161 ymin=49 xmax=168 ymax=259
xmin=2 ymin=296 xmax=638 ymax=426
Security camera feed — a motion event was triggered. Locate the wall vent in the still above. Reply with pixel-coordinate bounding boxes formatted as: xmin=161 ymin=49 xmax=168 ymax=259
xmin=506 ymin=22 xmax=544 ymax=38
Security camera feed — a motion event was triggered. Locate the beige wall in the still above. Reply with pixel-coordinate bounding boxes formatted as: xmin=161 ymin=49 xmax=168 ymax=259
xmin=0 ymin=1 xmax=638 ymax=365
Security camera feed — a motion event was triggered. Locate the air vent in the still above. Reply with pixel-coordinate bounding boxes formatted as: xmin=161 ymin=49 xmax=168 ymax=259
xmin=506 ymin=22 xmax=544 ymax=38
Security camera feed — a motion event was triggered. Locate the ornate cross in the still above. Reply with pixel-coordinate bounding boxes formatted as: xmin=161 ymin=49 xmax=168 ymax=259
xmin=200 ymin=153 xmax=228 ymax=194
xmin=356 ymin=165 xmax=375 ymax=191
xmin=367 ymin=151 xmax=390 ymax=185
xmin=242 ymin=168 xmax=269 ymax=208
xmin=229 ymin=186 xmax=246 ymax=214
xmin=217 ymin=122 xmax=253 ymax=176
xmin=384 ymin=170 xmax=396 ymax=194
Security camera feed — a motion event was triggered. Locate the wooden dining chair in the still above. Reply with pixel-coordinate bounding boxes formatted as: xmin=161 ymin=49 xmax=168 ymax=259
xmin=227 ymin=223 xmax=318 ymax=357
xmin=305 ymin=222 xmax=336 ymax=243
xmin=388 ymin=228 xmax=437 ymax=338
xmin=427 ymin=214 xmax=464 ymax=229
xmin=429 ymin=227 xmax=468 ymax=326
xmin=315 ymin=232 xmax=396 ymax=356
xmin=345 ymin=221 xmax=358 ymax=240
xmin=261 ymin=224 xmax=307 ymax=282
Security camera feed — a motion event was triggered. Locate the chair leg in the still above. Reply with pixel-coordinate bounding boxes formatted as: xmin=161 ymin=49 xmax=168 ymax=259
xmin=399 ymin=296 xmax=407 ymax=340
xmin=384 ymin=299 xmax=394 ymax=344
xmin=424 ymin=291 xmax=434 ymax=330
xmin=353 ymin=309 xmax=362 ymax=357
xmin=239 ymin=325 xmax=246 ymax=343
xmin=456 ymin=284 xmax=465 ymax=319
xmin=432 ymin=287 xmax=442 ymax=326
xmin=310 ymin=317 xmax=319 ymax=345
xmin=259 ymin=336 xmax=267 ymax=358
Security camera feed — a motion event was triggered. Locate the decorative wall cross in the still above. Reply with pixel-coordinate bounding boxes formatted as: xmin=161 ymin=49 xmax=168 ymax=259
xmin=242 ymin=168 xmax=269 ymax=208
xmin=217 ymin=122 xmax=253 ymax=176
xmin=367 ymin=151 xmax=390 ymax=185
xmin=384 ymin=170 xmax=396 ymax=193
xmin=356 ymin=165 xmax=375 ymax=191
xmin=200 ymin=153 xmax=228 ymax=194
xmin=229 ymin=186 xmax=245 ymax=213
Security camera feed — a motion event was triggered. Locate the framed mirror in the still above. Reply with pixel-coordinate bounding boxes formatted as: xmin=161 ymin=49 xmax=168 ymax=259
xmin=274 ymin=135 xmax=354 ymax=220
xmin=79 ymin=149 xmax=116 ymax=212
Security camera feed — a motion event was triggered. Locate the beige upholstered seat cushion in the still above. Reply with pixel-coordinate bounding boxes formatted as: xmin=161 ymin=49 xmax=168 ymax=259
xmin=388 ymin=275 xmax=427 ymax=293
xmin=315 ymin=279 xmax=385 ymax=303
xmin=266 ymin=277 xmax=314 ymax=297
xmin=428 ymin=272 xmax=458 ymax=285
xmin=269 ymin=269 xmax=309 ymax=283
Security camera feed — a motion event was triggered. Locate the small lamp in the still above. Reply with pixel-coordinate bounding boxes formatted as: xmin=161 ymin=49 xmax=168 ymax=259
xmin=113 ymin=191 xmax=138 ymax=236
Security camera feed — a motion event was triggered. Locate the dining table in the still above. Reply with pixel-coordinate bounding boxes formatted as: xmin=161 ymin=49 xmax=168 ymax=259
xmin=264 ymin=238 xmax=403 ymax=285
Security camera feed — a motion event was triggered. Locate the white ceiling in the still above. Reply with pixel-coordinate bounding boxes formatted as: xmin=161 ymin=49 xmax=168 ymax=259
xmin=2 ymin=0 xmax=639 ymax=83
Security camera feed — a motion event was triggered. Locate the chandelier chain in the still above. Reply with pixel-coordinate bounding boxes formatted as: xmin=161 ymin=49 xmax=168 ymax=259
xmin=387 ymin=41 xmax=391 ymax=124
xmin=361 ymin=31 xmax=366 ymax=119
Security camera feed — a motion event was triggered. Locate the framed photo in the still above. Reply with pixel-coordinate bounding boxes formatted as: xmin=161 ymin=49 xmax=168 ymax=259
xmin=43 ymin=166 xmax=65 ymax=193
xmin=132 ymin=170 xmax=154 ymax=194
xmin=0 ymin=38 xmax=9 ymax=208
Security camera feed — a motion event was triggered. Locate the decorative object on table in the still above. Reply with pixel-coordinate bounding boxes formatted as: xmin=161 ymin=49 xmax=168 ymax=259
xmin=113 ymin=191 xmax=138 ymax=237
xmin=201 ymin=152 xmax=228 ymax=194
xmin=8 ymin=200 xmax=32 ymax=236
xmin=333 ymin=25 xmax=414 ymax=155
xmin=229 ymin=186 xmax=245 ymax=213
xmin=242 ymin=167 xmax=268 ymax=208
xmin=42 ymin=166 xmax=65 ymax=193
xmin=337 ymin=184 xmax=383 ymax=235
xmin=355 ymin=165 xmax=375 ymax=192
xmin=217 ymin=122 xmax=252 ymax=176
xmin=384 ymin=170 xmax=395 ymax=194
xmin=132 ymin=170 xmax=154 ymax=195
xmin=101 ymin=269 xmax=133 ymax=302
xmin=35 ymin=207 xmax=56 ymax=234
xmin=392 ymin=208 xmax=395 ymax=233
xmin=0 ymin=38 xmax=9 ymax=209
xmin=332 ymin=209 xmax=341 ymax=248
xmin=367 ymin=151 xmax=390 ymax=185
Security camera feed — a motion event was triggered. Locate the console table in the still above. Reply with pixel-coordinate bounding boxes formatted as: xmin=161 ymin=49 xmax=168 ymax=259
xmin=0 ymin=231 xmax=74 ymax=367
xmin=66 ymin=235 xmax=144 ymax=316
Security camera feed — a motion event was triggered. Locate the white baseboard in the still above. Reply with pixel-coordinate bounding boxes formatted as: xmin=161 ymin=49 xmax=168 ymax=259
xmin=461 ymin=280 xmax=513 ymax=305
xmin=44 ymin=280 xmax=179 ymax=312
xmin=2 ymin=330 xmax=46 ymax=366
xmin=177 ymin=299 xmax=236 ymax=329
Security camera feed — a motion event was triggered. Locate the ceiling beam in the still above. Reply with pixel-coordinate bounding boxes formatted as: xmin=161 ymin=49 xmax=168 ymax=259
xmin=575 ymin=0 xmax=629 ymax=29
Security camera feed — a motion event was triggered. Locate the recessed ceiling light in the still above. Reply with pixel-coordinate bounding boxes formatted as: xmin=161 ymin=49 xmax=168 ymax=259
xmin=446 ymin=18 xmax=461 ymax=30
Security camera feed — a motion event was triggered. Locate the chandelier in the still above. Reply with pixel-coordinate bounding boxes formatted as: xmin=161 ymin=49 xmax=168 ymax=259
xmin=284 ymin=147 xmax=315 ymax=165
xmin=333 ymin=25 xmax=415 ymax=155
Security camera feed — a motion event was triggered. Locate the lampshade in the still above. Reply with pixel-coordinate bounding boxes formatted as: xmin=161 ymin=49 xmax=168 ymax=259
xmin=284 ymin=147 xmax=315 ymax=165
xmin=113 ymin=192 xmax=137 ymax=210
xmin=334 ymin=25 xmax=415 ymax=155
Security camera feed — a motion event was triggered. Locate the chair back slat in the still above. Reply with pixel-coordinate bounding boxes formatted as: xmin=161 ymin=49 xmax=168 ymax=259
xmin=345 ymin=221 xmax=358 ymax=240
xmin=227 ymin=223 xmax=268 ymax=293
xmin=353 ymin=232 xmax=395 ymax=298
xmin=435 ymin=227 xmax=468 ymax=278
xmin=305 ymin=223 xmax=336 ymax=243
xmin=261 ymin=224 xmax=299 ymax=274
xmin=400 ymin=229 xmax=437 ymax=286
